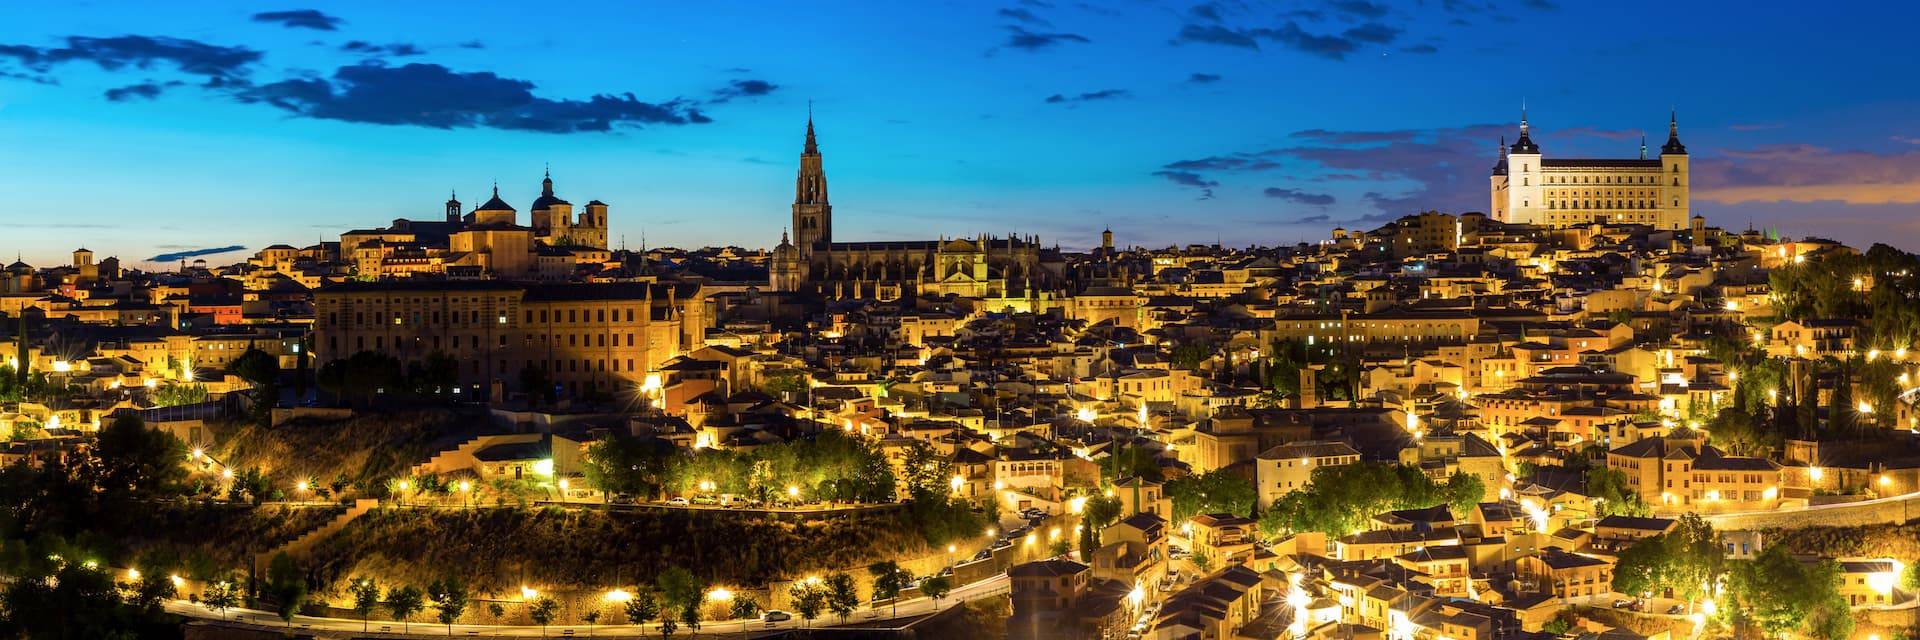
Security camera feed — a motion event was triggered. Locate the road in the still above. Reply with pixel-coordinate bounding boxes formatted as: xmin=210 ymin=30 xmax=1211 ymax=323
xmin=162 ymin=572 xmax=1009 ymax=638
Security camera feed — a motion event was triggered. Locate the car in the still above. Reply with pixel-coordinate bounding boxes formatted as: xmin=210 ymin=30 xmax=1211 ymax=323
xmin=762 ymin=610 xmax=792 ymax=622
xmin=609 ymin=494 xmax=636 ymax=505
xmin=1612 ymin=599 xmax=1634 ymax=609
xmin=666 ymin=497 xmax=690 ymax=506
xmin=1666 ymin=604 xmax=1685 ymax=615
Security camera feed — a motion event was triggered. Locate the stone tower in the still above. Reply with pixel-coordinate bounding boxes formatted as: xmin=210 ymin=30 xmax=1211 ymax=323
xmin=792 ymin=117 xmax=831 ymax=257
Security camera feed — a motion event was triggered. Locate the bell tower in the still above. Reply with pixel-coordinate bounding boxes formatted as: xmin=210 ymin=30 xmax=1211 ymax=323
xmin=792 ymin=115 xmax=831 ymax=257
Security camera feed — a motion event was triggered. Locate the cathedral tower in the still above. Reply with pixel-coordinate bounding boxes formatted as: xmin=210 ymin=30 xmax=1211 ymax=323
xmin=792 ymin=116 xmax=832 ymax=256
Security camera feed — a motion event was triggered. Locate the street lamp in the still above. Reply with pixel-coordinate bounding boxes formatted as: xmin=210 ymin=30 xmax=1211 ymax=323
xmin=604 ymin=589 xmax=633 ymax=603
xmin=457 ymin=480 xmax=472 ymax=509
xmin=520 ymin=586 xmax=538 ymax=600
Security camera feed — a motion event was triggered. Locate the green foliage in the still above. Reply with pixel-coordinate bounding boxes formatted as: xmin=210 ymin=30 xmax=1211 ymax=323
xmin=1728 ymin=546 xmax=1850 ymax=640
xmin=1770 ymin=244 xmax=1920 ymax=349
xmin=526 ymin=595 xmax=557 ymax=630
xmin=762 ymin=371 xmax=808 ymax=397
xmin=656 ymin=565 xmax=704 ymax=615
xmin=868 ymin=560 xmax=907 ymax=605
xmin=317 ymin=350 xmax=403 ymax=406
xmin=789 ymin=581 xmax=825 ymax=626
xmin=89 ymin=414 xmax=188 ymax=500
xmin=350 ymin=577 xmax=382 ymax=630
xmin=1165 ymin=469 xmax=1256 ymax=522
xmin=202 ymin=577 xmax=242 ymax=620
xmin=152 ymin=383 xmax=209 ymax=408
xmin=1100 ymin=445 xmax=1165 ymax=484
xmin=903 ymin=489 xmax=986 ymax=546
xmin=899 ymin=440 xmax=953 ymax=496
xmin=1610 ymin=513 xmax=1723 ymax=603
xmin=386 ymin=585 xmax=426 ymax=632
xmin=729 ymin=596 xmax=759 ymax=621
xmin=0 ymin=560 xmax=184 ymax=638
xmin=582 ymin=435 xmax=677 ymax=499
xmin=265 ymin=552 xmax=308 ymax=626
xmin=624 ymin=590 xmax=659 ymax=626
xmin=427 ymin=577 xmax=469 ymax=632
xmin=1586 ymin=467 xmax=1652 ymax=517
xmin=1262 ymin=463 xmax=1483 ymax=538
xmin=1169 ymin=344 xmax=1211 ymax=370
xmin=824 ymin=572 xmax=859 ymax=621
xmin=920 ymin=575 xmax=952 ymax=603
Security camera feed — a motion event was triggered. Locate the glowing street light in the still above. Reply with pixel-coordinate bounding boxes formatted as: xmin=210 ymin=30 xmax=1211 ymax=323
xmin=1075 ymin=407 xmax=1097 ymax=423
xmin=520 ymin=586 xmax=538 ymax=600
xmin=949 ymin=475 xmax=964 ymax=493
xmin=604 ymin=588 xmax=633 ymax=603
xmin=708 ymin=587 xmax=734 ymax=602
xmin=127 ymin=568 xmax=141 ymax=581
xmin=786 ymin=484 xmax=800 ymax=499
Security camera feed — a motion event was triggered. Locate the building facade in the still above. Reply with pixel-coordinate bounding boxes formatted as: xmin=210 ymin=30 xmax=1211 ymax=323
xmin=1491 ymin=112 xmax=1690 ymax=230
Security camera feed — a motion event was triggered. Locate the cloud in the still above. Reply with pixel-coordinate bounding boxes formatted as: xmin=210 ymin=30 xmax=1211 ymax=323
xmin=1298 ymin=214 xmax=1332 ymax=223
xmin=1728 ymin=122 xmax=1782 ymax=132
xmin=1327 ymin=0 xmax=1389 ymax=18
xmin=456 ymin=40 xmax=486 ymax=50
xmin=998 ymin=7 xmax=1051 ymax=26
xmin=1342 ymin=22 xmax=1401 ymax=44
xmin=1400 ymin=44 xmax=1439 ymax=54
xmin=1170 ymin=22 xmax=1358 ymax=59
xmin=235 ymin=62 xmax=711 ymax=133
xmin=149 ymin=245 xmax=246 ymax=262
xmin=250 ymin=9 xmax=344 ymax=31
xmin=1186 ymin=72 xmax=1222 ymax=84
xmin=709 ymin=78 xmax=779 ymax=103
xmin=0 ymin=35 xmax=261 ymax=84
xmin=340 ymin=41 xmax=425 ymax=57
xmin=1152 ymin=170 xmax=1218 ymax=199
xmin=1188 ymin=2 xmax=1224 ymax=22
xmin=1163 ymin=155 xmax=1281 ymax=171
xmin=1168 ymin=123 xmax=1503 ymax=216
xmin=999 ymin=25 xmax=1091 ymax=52
xmin=104 ymin=80 xmax=180 ymax=101
xmin=1264 ymin=187 xmax=1336 ymax=205
xmin=1044 ymin=88 xmax=1129 ymax=104
xmin=1172 ymin=24 xmax=1263 ymax=50
xmin=1894 ymin=136 xmax=1920 ymax=146
xmin=1693 ymin=144 xmax=1920 ymax=205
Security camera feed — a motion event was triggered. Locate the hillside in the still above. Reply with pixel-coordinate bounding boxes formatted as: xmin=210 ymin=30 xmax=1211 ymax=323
xmin=207 ymin=408 xmax=494 ymax=490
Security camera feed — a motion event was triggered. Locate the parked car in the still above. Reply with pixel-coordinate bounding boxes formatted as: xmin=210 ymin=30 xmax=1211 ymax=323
xmin=1612 ymin=599 xmax=1634 ymax=609
xmin=762 ymin=610 xmax=792 ymax=622
xmin=1666 ymin=604 xmax=1685 ymax=615
xmin=667 ymin=497 xmax=690 ymax=506
xmin=609 ymin=494 xmax=636 ymax=505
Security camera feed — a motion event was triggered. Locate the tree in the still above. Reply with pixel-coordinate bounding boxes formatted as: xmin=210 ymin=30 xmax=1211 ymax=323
xmin=1165 ymin=469 xmax=1256 ymax=522
xmin=824 ymin=572 xmax=859 ymax=623
xmin=1264 ymin=462 xmax=1485 ymax=538
xmin=229 ymin=346 xmax=280 ymax=424
xmin=869 ymin=560 xmax=907 ymax=617
xmin=387 ymin=585 xmax=426 ymax=633
xmin=349 ymin=578 xmax=381 ymax=632
xmin=582 ymin=610 xmax=601 ymax=638
xmin=624 ymin=590 xmax=660 ymax=627
xmin=264 ymin=552 xmax=307 ymax=629
xmin=90 ymin=414 xmax=187 ymax=499
xmin=428 ymin=578 xmax=469 ymax=636
xmin=1729 ymin=546 xmax=1850 ymax=640
xmin=528 ymin=595 xmax=558 ymax=636
xmin=921 ymin=575 xmax=953 ymax=609
xmin=678 ymin=596 xmax=702 ymax=634
xmin=583 ymin=435 xmax=675 ymax=500
xmin=659 ymin=616 xmax=678 ymax=638
xmin=729 ymin=596 xmax=759 ymax=632
xmin=899 ymin=440 xmax=954 ymax=496
xmin=790 ymin=581 xmax=825 ymax=629
xmin=656 ymin=565 xmax=704 ymax=624
xmin=1610 ymin=513 xmax=1723 ymax=604
xmin=1587 ymin=467 xmax=1652 ymax=517
xmin=202 ymin=578 xmax=241 ymax=621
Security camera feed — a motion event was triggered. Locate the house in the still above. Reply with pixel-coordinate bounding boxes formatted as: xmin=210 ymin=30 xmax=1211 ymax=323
xmin=1255 ymin=440 xmax=1361 ymax=508
xmin=1187 ymin=513 xmax=1258 ymax=568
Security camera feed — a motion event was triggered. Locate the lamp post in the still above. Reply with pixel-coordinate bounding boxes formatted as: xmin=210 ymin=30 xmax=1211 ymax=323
xmin=457 ymin=480 xmax=472 ymax=509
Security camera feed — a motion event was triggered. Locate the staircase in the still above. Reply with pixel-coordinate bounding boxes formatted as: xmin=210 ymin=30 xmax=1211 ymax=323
xmin=255 ymin=498 xmax=379 ymax=569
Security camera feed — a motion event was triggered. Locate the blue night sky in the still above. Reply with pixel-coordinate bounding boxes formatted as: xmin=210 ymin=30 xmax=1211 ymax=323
xmin=4 ymin=1 xmax=1920 ymax=266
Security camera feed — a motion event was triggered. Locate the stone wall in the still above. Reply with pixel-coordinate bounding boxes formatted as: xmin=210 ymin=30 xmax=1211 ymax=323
xmin=1705 ymin=491 xmax=1920 ymax=531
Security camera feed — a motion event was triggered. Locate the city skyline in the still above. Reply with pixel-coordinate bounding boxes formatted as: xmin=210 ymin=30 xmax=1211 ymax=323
xmin=6 ymin=1 xmax=1920 ymax=266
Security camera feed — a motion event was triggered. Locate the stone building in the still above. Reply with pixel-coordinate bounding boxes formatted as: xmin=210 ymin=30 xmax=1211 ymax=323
xmin=1491 ymin=111 xmax=1690 ymax=230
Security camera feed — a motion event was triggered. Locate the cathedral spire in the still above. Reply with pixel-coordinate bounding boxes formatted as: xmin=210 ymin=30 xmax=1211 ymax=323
xmin=1640 ymin=135 xmax=1648 ymax=160
xmin=1510 ymin=106 xmax=1539 ymax=154
xmin=804 ymin=111 xmax=819 ymax=156
xmin=541 ymin=165 xmax=554 ymax=197
xmin=1661 ymin=109 xmax=1687 ymax=155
